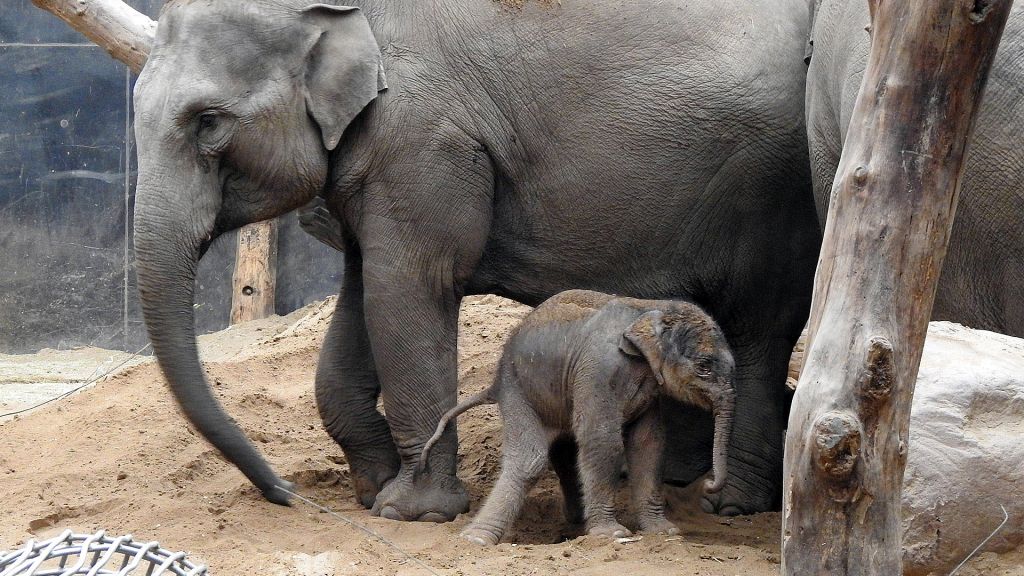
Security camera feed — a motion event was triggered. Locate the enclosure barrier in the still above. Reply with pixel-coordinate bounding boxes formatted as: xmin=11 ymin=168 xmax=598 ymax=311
xmin=31 ymin=0 xmax=280 ymax=325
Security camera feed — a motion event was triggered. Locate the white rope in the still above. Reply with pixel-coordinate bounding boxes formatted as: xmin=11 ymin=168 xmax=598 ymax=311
xmin=274 ymin=485 xmax=442 ymax=576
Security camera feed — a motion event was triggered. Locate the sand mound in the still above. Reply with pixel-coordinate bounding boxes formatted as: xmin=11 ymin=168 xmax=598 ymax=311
xmin=0 ymin=296 xmax=1011 ymax=575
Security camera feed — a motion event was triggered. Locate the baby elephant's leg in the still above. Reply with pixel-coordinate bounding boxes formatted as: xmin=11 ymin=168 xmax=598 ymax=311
xmin=626 ymin=407 xmax=678 ymax=535
xmin=576 ymin=412 xmax=631 ymax=538
xmin=462 ymin=393 xmax=548 ymax=545
xmin=549 ymin=436 xmax=584 ymax=525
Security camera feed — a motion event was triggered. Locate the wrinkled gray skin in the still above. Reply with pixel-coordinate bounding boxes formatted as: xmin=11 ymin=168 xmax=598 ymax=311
xmin=132 ymin=0 xmax=820 ymax=520
xmin=806 ymin=1 xmax=1024 ymax=335
xmin=418 ymin=290 xmax=736 ymax=545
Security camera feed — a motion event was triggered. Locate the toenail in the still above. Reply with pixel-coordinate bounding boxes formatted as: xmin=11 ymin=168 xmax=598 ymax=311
xmin=378 ymin=505 xmax=404 ymax=521
xmin=718 ymin=505 xmax=744 ymax=517
xmin=462 ymin=533 xmax=491 ymax=546
xmin=418 ymin=512 xmax=449 ymax=523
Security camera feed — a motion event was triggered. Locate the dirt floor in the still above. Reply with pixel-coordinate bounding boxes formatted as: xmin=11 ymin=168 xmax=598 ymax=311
xmin=0 ymin=296 xmax=1019 ymax=575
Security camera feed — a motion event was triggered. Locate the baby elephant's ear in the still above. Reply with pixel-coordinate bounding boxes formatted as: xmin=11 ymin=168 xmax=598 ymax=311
xmin=619 ymin=310 xmax=665 ymax=364
xmin=618 ymin=333 xmax=643 ymax=357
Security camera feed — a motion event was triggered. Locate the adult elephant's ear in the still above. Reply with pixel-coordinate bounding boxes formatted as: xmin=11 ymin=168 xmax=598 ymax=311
xmin=302 ymin=4 xmax=387 ymax=151
xmin=619 ymin=310 xmax=666 ymax=375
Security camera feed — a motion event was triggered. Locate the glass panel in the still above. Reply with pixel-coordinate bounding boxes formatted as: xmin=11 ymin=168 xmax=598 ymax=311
xmin=0 ymin=2 xmax=344 ymax=414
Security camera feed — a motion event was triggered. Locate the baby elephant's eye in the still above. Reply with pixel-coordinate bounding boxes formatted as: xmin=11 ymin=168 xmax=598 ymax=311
xmin=693 ymin=359 xmax=713 ymax=378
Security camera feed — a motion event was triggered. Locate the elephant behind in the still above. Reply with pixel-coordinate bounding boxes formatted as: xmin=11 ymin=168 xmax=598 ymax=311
xmin=806 ymin=0 xmax=1024 ymax=336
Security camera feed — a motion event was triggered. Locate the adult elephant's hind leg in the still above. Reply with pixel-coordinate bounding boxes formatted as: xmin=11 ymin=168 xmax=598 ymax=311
xmin=362 ymin=253 xmax=470 ymax=522
xmin=549 ymin=436 xmax=584 ymax=525
xmin=316 ymin=253 xmax=400 ymax=508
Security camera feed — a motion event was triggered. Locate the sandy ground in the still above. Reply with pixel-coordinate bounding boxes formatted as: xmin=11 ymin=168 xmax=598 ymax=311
xmin=0 ymin=296 xmax=1018 ymax=575
xmin=0 ymin=347 xmax=148 ymax=422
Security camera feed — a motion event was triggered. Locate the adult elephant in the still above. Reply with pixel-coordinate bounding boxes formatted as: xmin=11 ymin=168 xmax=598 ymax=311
xmin=806 ymin=0 xmax=1024 ymax=336
xmin=132 ymin=0 xmax=821 ymax=521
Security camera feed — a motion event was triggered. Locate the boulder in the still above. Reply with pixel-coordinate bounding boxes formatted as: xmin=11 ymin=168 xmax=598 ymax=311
xmin=788 ymin=322 xmax=1024 ymax=574
xmin=901 ymin=322 xmax=1024 ymax=575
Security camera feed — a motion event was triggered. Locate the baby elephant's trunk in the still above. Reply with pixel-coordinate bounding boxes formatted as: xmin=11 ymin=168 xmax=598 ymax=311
xmin=704 ymin=385 xmax=736 ymax=494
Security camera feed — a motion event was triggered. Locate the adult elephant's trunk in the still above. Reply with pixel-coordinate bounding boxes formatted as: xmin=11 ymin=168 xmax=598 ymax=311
xmin=134 ymin=167 xmax=291 ymax=506
xmin=704 ymin=385 xmax=735 ymax=494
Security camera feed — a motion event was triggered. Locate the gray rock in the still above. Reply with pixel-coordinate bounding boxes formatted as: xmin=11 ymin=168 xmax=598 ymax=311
xmin=901 ymin=322 xmax=1024 ymax=575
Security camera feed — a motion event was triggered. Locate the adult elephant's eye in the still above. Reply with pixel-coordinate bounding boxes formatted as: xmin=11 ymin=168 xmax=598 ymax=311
xmin=195 ymin=111 xmax=234 ymax=154
xmin=197 ymin=112 xmax=218 ymax=135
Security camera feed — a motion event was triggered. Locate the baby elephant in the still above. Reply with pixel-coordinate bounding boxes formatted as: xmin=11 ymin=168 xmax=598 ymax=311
xmin=419 ymin=290 xmax=736 ymax=545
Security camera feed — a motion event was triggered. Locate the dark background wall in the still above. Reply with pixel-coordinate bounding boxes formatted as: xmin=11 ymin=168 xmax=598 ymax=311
xmin=0 ymin=1 xmax=344 ymax=353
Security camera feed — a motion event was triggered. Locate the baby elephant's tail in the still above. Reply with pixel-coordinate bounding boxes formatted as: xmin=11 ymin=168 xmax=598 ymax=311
xmin=417 ymin=387 xmax=496 ymax=475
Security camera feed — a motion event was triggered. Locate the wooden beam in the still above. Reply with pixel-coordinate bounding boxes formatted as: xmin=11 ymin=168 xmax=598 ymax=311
xmin=33 ymin=0 xmax=281 ymax=324
xmin=781 ymin=1 xmax=1013 ymax=574
xmin=230 ymin=220 xmax=279 ymax=324
xmin=31 ymin=0 xmax=155 ymax=74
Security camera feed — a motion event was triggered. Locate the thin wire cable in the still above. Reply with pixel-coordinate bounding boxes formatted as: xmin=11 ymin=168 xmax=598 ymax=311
xmin=274 ymin=485 xmax=442 ymax=576
xmin=948 ymin=504 xmax=1009 ymax=576
xmin=0 ymin=343 xmax=151 ymax=420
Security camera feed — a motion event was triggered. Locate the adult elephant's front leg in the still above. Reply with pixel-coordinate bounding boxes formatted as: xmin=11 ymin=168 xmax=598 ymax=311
xmin=700 ymin=337 xmax=794 ymax=515
xmin=361 ymin=255 xmax=469 ymax=522
xmin=317 ymin=253 xmax=400 ymax=508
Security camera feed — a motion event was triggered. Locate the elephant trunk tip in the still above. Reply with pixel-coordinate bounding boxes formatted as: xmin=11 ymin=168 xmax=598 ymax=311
xmin=267 ymin=480 xmax=296 ymax=506
xmin=703 ymin=474 xmax=726 ymax=494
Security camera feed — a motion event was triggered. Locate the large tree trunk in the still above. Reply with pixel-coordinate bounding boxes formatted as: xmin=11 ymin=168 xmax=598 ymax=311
xmin=782 ymin=1 xmax=1013 ymax=574
xmin=33 ymin=0 xmax=279 ymax=324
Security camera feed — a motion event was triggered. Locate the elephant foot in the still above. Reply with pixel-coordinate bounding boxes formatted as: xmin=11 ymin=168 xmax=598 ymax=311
xmin=699 ymin=469 xmax=778 ymax=516
xmin=587 ymin=521 xmax=632 ymax=539
xmin=371 ymin=468 xmax=469 ymax=522
xmin=660 ymin=395 xmax=782 ymax=515
xmin=638 ymin=516 xmax=679 ymax=536
xmin=347 ymin=452 xmax=401 ymax=509
xmin=461 ymin=525 xmax=500 ymax=546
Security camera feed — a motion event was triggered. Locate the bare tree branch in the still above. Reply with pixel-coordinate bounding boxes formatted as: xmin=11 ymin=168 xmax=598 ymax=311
xmin=32 ymin=0 xmax=156 ymax=74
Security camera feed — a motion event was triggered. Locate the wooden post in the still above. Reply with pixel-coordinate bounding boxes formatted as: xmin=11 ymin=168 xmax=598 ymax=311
xmin=33 ymin=0 xmax=281 ymax=324
xmin=782 ymin=1 xmax=1012 ymax=574
xmin=230 ymin=220 xmax=278 ymax=324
